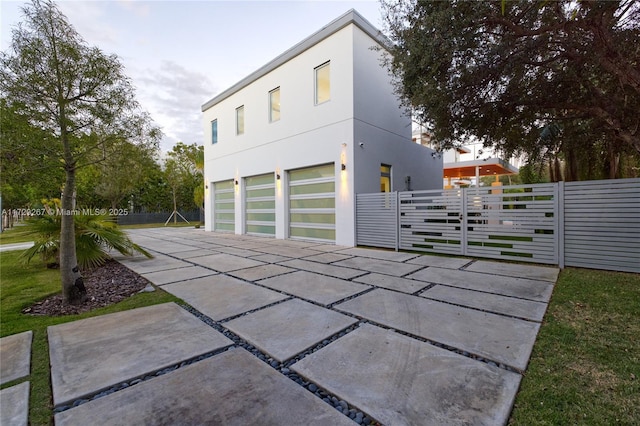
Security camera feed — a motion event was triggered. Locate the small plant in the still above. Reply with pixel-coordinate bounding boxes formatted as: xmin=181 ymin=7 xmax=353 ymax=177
xmin=20 ymin=212 xmax=152 ymax=269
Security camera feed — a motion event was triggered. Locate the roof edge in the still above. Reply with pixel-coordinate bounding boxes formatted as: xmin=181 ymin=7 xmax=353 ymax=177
xmin=201 ymin=9 xmax=389 ymax=112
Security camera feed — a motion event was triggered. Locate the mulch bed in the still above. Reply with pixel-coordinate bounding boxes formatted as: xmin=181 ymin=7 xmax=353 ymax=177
xmin=22 ymin=259 xmax=152 ymax=316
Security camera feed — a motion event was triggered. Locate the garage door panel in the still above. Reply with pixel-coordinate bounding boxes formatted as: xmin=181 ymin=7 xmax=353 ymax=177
xmin=245 ymin=173 xmax=276 ymax=236
xmin=288 ymin=164 xmax=336 ymax=243
xmin=214 ymin=180 xmax=235 ymax=232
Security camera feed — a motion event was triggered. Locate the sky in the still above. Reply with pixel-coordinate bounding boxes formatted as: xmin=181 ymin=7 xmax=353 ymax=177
xmin=0 ymin=0 xmax=384 ymax=154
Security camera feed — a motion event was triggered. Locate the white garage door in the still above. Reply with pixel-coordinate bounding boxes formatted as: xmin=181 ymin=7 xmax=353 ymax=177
xmin=288 ymin=164 xmax=335 ymax=242
xmin=245 ymin=173 xmax=276 ymax=236
xmin=213 ymin=180 xmax=235 ymax=232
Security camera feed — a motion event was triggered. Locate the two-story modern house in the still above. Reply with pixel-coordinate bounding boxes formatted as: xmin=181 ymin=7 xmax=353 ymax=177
xmin=202 ymin=9 xmax=442 ymax=245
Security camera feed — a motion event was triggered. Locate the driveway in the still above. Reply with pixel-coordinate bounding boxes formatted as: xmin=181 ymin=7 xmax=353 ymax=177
xmin=44 ymin=228 xmax=558 ymax=425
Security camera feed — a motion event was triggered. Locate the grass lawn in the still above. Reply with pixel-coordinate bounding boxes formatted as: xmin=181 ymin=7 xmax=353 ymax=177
xmin=510 ymin=267 xmax=640 ymax=425
xmin=0 ymin=250 xmax=181 ymax=426
xmin=0 ymin=226 xmax=32 ymax=245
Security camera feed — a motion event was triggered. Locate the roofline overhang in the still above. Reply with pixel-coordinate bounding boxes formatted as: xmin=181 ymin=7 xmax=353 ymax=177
xmin=201 ymin=9 xmax=390 ymax=112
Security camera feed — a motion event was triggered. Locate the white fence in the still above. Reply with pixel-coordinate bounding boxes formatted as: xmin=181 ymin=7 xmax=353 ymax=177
xmin=356 ymin=178 xmax=640 ymax=273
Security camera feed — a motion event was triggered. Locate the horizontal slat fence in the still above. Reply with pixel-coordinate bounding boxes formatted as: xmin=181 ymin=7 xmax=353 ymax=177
xmin=399 ymin=189 xmax=463 ymax=256
xmin=356 ymin=192 xmax=397 ymax=249
xmin=355 ymin=178 xmax=640 ymax=273
xmin=465 ymin=184 xmax=557 ymax=264
xmin=563 ymin=179 xmax=640 ymax=273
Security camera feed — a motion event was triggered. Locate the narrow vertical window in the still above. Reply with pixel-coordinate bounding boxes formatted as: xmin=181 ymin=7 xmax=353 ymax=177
xmin=314 ymin=61 xmax=330 ymax=104
xmin=236 ymin=106 xmax=244 ymax=135
xmin=211 ymin=119 xmax=218 ymax=144
xmin=269 ymin=87 xmax=280 ymax=122
xmin=380 ymin=164 xmax=391 ymax=192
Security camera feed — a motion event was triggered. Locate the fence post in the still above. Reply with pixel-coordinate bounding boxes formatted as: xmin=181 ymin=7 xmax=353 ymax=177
xmin=461 ymin=188 xmax=468 ymax=256
xmin=395 ymin=191 xmax=400 ymax=252
xmin=556 ymin=181 xmax=565 ymax=269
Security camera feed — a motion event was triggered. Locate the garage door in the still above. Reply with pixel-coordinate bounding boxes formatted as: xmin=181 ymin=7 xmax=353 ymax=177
xmin=288 ymin=164 xmax=335 ymax=242
xmin=245 ymin=173 xmax=275 ymax=236
xmin=213 ymin=180 xmax=235 ymax=232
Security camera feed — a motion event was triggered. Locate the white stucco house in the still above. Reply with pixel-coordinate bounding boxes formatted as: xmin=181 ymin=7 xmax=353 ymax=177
xmin=202 ymin=9 xmax=442 ymax=245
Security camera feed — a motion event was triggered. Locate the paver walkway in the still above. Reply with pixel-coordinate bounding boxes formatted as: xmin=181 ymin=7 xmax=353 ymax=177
xmin=36 ymin=227 xmax=559 ymax=425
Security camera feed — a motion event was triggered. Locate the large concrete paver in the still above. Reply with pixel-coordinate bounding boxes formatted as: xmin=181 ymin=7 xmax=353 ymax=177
xmin=142 ymin=266 xmax=216 ymax=286
xmin=333 ymin=256 xmax=423 ymax=277
xmin=0 ymin=381 xmax=29 ymax=426
xmin=143 ymin=242 xmax=200 ymax=254
xmin=117 ymin=254 xmax=191 ymax=274
xmin=55 ymin=349 xmax=354 ymax=426
xmin=354 ymin=273 xmax=428 ymax=294
xmin=228 ymin=264 xmax=295 ymax=281
xmin=258 ymin=270 xmax=370 ymax=305
xmin=422 ymin=285 xmax=548 ymax=322
xmin=335 ymin=247 xmax=419 ymax=262
xmin=301 ymin=252 xmax=354 ymax=264
xmin=336 ymin=289 xmax=539 ymax=371
xmin=465 ymin=260 xmax=560 ymax=282
xmin=163 ymin=275 xmax=288 ymax=320
xmin=189 ymin=253 xmax=265 ymax=272
xmin=247 ymin=253 xmax=292 ymax=263
xmin=48 ymin=302 xmax=232 ymax=406
xmin=407 ymin=254 xmax=471 ymax=269
xmin=0 ymin=331 xmax=32 ymax=385
xmin=224 ymin=299 xmax=357 ymax=362
xmin=256 ymin=245 xmax=321 ymax=258
xmin=407 ymin=267 xmax=554 ymax=302
xmin=168 ymin=249 xmax=219 ymax=259
xmin=292 ymin=324 xmax=521 ymax=426
xmin=213 ymin=246 xmax=263 ymax=257
xmin=278 ymin=259 xmax=367 ymax=280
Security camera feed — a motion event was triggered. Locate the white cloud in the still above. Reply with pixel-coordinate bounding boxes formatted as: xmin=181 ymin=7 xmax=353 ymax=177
xmin=132 ymin=60 xmax=217 ymax=152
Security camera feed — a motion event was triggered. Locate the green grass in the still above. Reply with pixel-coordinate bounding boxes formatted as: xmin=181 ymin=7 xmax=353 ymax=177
xmin=0 ymin=250 xmax=181 ymax=426
xmin=510 ymin=268 xmax=640 ymax=425
xmin=0 ymin=226 xmax=32 ymax=245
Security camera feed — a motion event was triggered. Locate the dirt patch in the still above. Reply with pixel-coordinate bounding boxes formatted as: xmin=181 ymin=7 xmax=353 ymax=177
xmin=22 ymin=259 xmax=152 ymax=316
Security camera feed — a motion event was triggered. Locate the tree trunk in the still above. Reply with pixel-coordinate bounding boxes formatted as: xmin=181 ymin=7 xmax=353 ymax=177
xmin=60 ymin=164 xmax=86 ymax=305
xmin=172 ymin=187 xmax=178 ymax=224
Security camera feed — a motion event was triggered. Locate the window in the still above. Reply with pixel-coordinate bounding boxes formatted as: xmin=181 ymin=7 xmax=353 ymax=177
xmin=380 ymin=164 xmax=391 ymax=192
xmin=269 ymin=87 xmax=280 ymax=122
xmin=211 ymin=119 xmax=218 ymax=144
xmin=314 ymin=62 xmax=330 ymax=104
xmin=236 ymin=106 xmax=244 ymax=135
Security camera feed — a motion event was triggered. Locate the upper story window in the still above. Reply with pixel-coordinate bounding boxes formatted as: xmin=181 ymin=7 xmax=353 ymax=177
xmin=314 ymin=61 xmax=330 ymax=105
xmin=236 ymin=106 xmax=244 ymax=135
xmin=269 ymin=87 xmax=280 ymax=122
xmin=211 ymin=119 xmax=218 ymax=144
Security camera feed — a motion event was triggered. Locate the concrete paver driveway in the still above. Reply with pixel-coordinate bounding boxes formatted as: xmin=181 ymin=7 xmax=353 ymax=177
xmin=51 ymin=227 xmax=559 ymax=425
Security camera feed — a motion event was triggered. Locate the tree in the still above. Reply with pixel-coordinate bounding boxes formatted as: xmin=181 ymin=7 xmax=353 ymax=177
xmin=0 ymin=0 xmax=160 ymax=304
xmin=381 ymin=0 xmax=640 ymax=178
xmin=94 ymin=140 xmax=159 ymax=210
xmin=0 ymin=98 xmax=64 ymax=212
xmin=163 ymin=142 xmax=203 ymax=224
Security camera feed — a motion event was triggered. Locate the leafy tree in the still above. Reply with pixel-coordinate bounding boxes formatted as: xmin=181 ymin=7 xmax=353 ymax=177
xmin=163 ymin=142 xmax=203 ymax=223
xmin=0 ymin=0 xmax=160 ymax=304
xmin=94 ymin=140 xmax=159 ymax=210
xmin=381 ymin=0 xmax=640 ymax=179
xmin=0 ymin=98 xmax=63 ymax=211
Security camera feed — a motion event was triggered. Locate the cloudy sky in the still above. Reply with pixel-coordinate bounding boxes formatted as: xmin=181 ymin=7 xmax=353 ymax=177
xmin=1 ymin=0 xmax=383 ymax=153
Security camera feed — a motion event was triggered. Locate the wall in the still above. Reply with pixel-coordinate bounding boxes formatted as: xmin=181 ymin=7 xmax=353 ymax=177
xmin=351 ymin=25 xmax=442 ymax=194
xmin=202 ymin=25 xmax=356 ymax=244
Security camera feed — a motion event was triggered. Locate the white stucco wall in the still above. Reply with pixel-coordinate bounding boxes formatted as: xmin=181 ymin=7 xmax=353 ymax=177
xmin=351 ymin=25 xmax=442 ymax=193
xmin=202 ymin=25 xmax=356 ymax=245
xmin=202 ymin=13 xmax=443 ymax=245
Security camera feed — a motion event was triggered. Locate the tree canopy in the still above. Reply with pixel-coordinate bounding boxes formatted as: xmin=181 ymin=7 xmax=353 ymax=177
xmin=381 ymin=0 xmax=640 ymax=180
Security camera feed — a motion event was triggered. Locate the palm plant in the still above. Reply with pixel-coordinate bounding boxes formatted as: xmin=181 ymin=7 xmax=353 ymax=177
xmin=20 ymin=213 xmax=152 ymax=269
